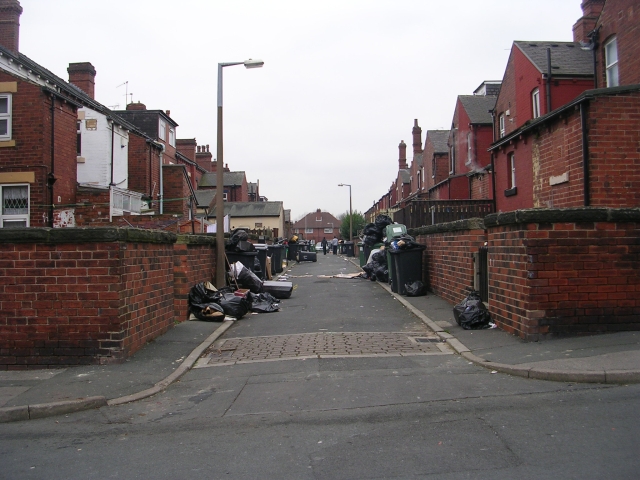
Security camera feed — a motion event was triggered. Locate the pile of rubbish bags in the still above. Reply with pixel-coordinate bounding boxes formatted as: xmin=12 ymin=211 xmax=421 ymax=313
xmin=188 ymin=278 xmax=280 ymax=322
xmin=361 ymin=248 xmax=389 ymax=283
xmin=453 ymin=291 xmax=495 ymax=330
xmin=362 ymin=214 xmax=393 ymax=247
xmin=226 ymin=229 xmax=255 ymax=253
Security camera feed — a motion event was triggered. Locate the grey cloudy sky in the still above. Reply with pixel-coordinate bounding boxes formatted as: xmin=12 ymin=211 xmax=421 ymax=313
xmin=19 ymin=0 xmax=582 ymax=222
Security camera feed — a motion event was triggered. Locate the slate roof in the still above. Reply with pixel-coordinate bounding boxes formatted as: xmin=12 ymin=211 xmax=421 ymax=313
xmin=198 ymin=171 xmax=247 ymax=188
xmin=399 ymin=169 xmax=410 ymax=184
xmin=210 ymin=201 xmax=283 ymax=217
xmin=426 ymin=130 xmax=450 ymax=154
xmin=459 ymin=95 xmax=497 ymax=124
xmin=514 ymin=41 xmax=594 ymax=77
xmin=194 ymin=189 xmax=216 ymax=208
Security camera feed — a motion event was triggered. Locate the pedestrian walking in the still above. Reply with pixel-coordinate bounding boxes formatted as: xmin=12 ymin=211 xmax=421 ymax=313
xmin=321 ymin=237 xmax=327 ymax=255
xmin=332 ymin=236 xmax=338 ymax=255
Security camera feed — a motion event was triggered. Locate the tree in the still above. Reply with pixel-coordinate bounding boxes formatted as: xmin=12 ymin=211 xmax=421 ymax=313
xmin=338 ymin=211 xmax=366 ymax=241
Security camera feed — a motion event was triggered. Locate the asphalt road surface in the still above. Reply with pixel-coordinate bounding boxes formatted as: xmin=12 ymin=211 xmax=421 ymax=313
xmin=1 ymin=253 xmax=639 ymax=479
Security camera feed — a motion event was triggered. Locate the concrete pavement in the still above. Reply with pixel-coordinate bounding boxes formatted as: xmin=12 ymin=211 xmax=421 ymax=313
xmin=2 ymin=250 xmax=639 ymax=423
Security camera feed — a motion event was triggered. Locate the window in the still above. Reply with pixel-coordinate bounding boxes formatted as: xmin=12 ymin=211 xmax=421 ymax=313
xmin=466 ymin=132 xmax=472 ymax=165
xmin=305 ymin=228 xmax=313 ymax=234
xmin=532 ymin=88 xmax=541 ymax=118
xmin=111 ymin=188 xmax=142 ymax=216
xmin=499 ymin=114 xmax=505 ymax=138
xmin=169 ymin=127 xmax=175 ymax=147
xmin=505 ymin=153 xmax=517 ymax=197
xmin=158 ymin=119 xmax=166 ymax=141
xmin=255 ymin=222 xmax=262 ymax=228
xmin=294 ymin=228 xmax=299 ymax=234
xmin=77 ymin=120 xmax=82 ymax=156
xmin=605 ymin=37 xmax=619 ymax=87
xmin=0 ymin=94 xmax=12 ymax=141
xmin=1 ymin=184 xmax=29 ymax=227
xmin=324 ymin=227 xmax=333 ymax=234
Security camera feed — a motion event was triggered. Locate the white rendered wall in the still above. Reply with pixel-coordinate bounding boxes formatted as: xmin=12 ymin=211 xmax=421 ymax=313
xmin=77 ymin=108 xmax=129 ymax=189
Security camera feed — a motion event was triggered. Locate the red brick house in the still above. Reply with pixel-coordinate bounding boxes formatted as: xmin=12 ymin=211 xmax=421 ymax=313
xmin=430 ymin=91 xmax=497 ymax=201
xmin=292 ymin=208 xmax=341 ymax=243
xmin=422 ymin=130 xmax=450 ymax=192
xmin=198 ymin=170 xmax=250 ymax=202
xmin=490 ymin=39 xmax=595 ymax=211
xmin=490 ymin=0 xmax=640 ymax=210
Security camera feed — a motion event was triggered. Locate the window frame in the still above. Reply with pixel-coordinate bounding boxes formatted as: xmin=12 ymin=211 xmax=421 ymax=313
xmin=0 ymin=93 xmax=12 ymax=141
xmin=532 ymin=88 xmax=541 ymax=119
xmin=1 ymin=183 xmax=29 ymax=228
xmin=323 ymin=227 xmax=333 ymax=234
xmin=158 ymin=118 xmax=166 ymax=141
xmin=604 ymin=36 xmax=619 ymax=87
xmin=466 ymin=132 xmax=472 ymax=166
xmin=499 ymin=114 xmax=505 ymax=138
xmin=305 ymin=227 xmax=313 ymax=234
xmin=168 ymin=127 xmax=176 ymax=147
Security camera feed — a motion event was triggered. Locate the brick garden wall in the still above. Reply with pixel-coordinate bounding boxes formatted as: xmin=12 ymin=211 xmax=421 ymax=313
xmin=0 ymin=227 xmax=219 ymax=369
xmin=412 ymin=219 xmax=486 ymax=306
xmin=485 ymin=208 xmax=640 ymax=340
xmin=172 ymin=234 xmax=216 ymax=322
xmin=410 ymin=208 xmax=640 ymax=341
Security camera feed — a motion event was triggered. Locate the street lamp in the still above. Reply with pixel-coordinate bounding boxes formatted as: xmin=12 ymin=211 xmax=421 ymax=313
xmin=215 ymin=59 xmax=264 ymax=288
xmin=338 ymin=183 xmax=352 ymax=242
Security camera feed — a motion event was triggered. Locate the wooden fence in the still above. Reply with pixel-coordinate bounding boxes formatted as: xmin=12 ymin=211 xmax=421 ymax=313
xmin=393 ymin=200 xmax=495 ymax=228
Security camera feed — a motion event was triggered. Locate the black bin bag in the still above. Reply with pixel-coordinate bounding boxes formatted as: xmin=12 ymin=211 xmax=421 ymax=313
xmin=453 ymin=291 xmax=492 ymax=330
xmin=405 ymin=281 xmax=426 ymax=297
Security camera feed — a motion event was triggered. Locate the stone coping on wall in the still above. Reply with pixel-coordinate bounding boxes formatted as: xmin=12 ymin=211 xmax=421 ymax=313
xmin=0 ymin=227 xmax=177 ymax=245
xmin=408 ymin=217 xmax=485 ymax=237
xmin=484 ymin=207 xmax=640 ymax=228
xmin=175 ymin=233 xmax=217 ymax=246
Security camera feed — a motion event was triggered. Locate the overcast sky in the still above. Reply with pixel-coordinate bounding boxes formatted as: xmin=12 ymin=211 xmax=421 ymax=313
xmin=20 ymin=0 xmax=582 ymax=222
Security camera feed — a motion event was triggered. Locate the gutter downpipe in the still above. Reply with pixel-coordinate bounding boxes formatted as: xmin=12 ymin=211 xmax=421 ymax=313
xmin=546 ymin=48 xmax=552 ymax=113
xmin=109 ymin=120 xmax=115 ymax=186
xmin=489 ymin=109 xmax=497 ymax=212
xmin=580 ymin=102 xmax=590 ymax=206
xmin=49 ymin=94 xmax=55 ymax=227
xmin=159 ymin=142 xmax=165 ymax=214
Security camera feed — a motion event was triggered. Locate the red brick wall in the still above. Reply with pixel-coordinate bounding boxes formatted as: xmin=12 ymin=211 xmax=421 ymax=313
xmin=532 ymin=111 xmax=585 ymax=208
xmin=494 ymin=141 xmax=534 ymax=211
xmin=0 ymin=228 xmax=220 ymax=368
xmin=529 ymin=90 xmax=640 ymax=209
xmin=413 ymin=219 xmax=486 ymax=306
xmin=587 ymin=93 xmax=640 ymax=206
xmin=162 ymin=164 xmax=191 ymax=217
xmin=127 ymin=133 xmax=161 ymax=202
xmin=172 ymin=235 xmax=216 ymax=322
xmin=596 ymin=0 xmax=640 ymax=87
xmin=120 ymin=240 xmax=174 ymax=356
xmin=469 ymin=171 xmax=492 ymax=200
xmin=485 ymin=208 xmax=640 ymax=340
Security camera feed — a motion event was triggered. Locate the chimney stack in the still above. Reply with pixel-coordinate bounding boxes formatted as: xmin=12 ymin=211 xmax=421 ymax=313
xmin=398 ymin=140 xmax=408 ymax=170
xmin=127 ymin=101 xmax=147 ymax=111
xmin=196 ymin=143 xmax=213 ymax=172
xmin=67 ymin=62 xmax=97 ymax=99
xmin=412 ymin=119 xmax=423 ymax=156
xmin=0 ymin=0 xmax=23 ymax=55
xmin=573 ymin=0 xmax=605 ymax=43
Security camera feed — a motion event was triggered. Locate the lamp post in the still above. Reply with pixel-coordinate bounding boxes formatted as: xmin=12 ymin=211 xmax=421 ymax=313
xmin=215 ymin=59 xmax=264 ymax=288
xmin=338 ymin=183 xmax=352 ymax=242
